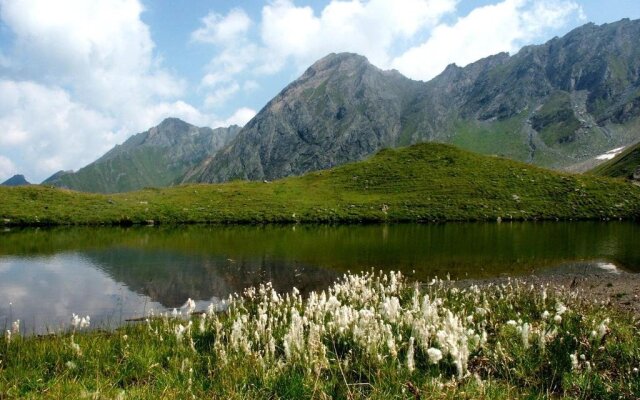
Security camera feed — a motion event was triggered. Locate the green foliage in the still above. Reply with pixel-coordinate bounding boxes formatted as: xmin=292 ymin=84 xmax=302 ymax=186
xmin=1 ymin=143 xmax=640 ymax=226
xmin=450 ymin=116 xmax=531 ymax=162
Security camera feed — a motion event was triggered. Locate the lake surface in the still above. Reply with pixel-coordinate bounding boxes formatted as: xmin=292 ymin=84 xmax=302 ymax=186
xmin=1 ymin=222 xmax=639 ymax=333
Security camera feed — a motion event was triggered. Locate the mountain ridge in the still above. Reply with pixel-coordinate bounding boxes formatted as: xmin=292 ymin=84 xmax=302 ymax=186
xmin=188 ymin=18 xmax=640 ymax=184
xmin=44 ymin=118 xmax=240 ymax=193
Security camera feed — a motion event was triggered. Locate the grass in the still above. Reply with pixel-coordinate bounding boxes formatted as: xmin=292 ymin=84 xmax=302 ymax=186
xmin=449 ymin=116 xmax=532 ymax=163
xmin=1 ymin=142 xmax=640 ymax=226
xmin=1 ymin=271 xmax=638 ymax=399
xmin=590 ymin=141 xmax=640 ymax=180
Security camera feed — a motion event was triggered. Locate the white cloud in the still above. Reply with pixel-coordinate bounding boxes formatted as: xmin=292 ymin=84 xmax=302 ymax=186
xmin=191 ymin=8 xmax=252 ymax=45
xmin=0 ymin=0 xmax=184 ymax=112
xmin=139 ymin=101 xmax=214 ymax=129
xmin=200 ymin=45 xmax=259 ymax=87
xmin=259 ymin=0 xmax=458 ymax=72
xmin=204 ymin=82 xmax=241 ymax=109
xmin=0 ymin=80 xmax=116 ymax=180
xmin=0 ymin=155 xmax=18 ymax=181
xmin=193 ymin=0 xmax=583 ymax=95
xmin=214 ymin=107 xmax=257 ymax=127
xmin=192 ymin=0 xmax=459 ymax=111
xmin=391 ymin=0 xmax=584 ymax=81
xmin=0 ymin=0 xmax=210 ymax=182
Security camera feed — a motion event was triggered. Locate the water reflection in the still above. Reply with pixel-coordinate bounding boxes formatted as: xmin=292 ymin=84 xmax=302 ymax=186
xmin=1 ymin=222 xmax=639 ymax=332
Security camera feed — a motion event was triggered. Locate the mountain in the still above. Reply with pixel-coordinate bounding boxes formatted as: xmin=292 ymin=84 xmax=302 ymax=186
xmin=589 ymin=141 xmax=640 ymax=180
xmin=189 ymin=18 xmax=640 ymax=183
xmin=44 ymin=118 xmax=240 ymax=193
xmin=1 ymin=174 xmax=30 ymax=186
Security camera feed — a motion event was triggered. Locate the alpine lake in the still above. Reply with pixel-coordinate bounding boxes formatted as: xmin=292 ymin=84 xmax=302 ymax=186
xmin=1 ymin=222 xmax=639 ymax=334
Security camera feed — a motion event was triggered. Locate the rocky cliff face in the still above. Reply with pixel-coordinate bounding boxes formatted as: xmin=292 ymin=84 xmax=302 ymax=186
xmin=190 ymin=19 xmax=640 ymax=183
xmin=44 ymin=118 xmax=240 ymax=193
xmin=188 ymin=53 xmax=421 ymax=182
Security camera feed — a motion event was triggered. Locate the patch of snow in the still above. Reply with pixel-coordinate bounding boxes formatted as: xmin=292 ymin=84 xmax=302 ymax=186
xmin=596 ymin=146 xmax=625 ymax=160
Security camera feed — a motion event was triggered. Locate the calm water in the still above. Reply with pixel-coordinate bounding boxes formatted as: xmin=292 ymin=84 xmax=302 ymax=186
xmin=1 ymin=222 xmax=639 ymax=333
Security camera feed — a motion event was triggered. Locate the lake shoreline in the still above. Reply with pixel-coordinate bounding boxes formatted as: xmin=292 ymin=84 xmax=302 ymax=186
xmin=455 ymin=270 xmax=640 ymax=316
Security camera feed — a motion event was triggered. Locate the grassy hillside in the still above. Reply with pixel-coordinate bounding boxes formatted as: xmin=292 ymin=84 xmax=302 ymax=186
xmin=47 ymin=147 xmax=183 ymax=193
xmin=590 ymin=142 xmax=640 ymax=179
xmin=1 ymin=143 xmax=640 ymax=226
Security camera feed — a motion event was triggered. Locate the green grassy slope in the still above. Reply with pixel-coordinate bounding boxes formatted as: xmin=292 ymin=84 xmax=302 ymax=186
xmin=590 ymin=142 xmax=640 ymax=179
xmin=50 ymin=147 xmax=183 ymax=193
xmin=1 ymin=143 xmax=639 ymax=226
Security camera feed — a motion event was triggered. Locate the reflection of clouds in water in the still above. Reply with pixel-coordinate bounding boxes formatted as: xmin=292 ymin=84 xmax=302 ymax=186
xmin=0 ymin=253 xmax=163 ymax=333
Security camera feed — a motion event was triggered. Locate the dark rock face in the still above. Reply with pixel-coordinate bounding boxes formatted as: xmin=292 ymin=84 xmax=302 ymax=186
xmin=44 ymin=118 xmax=240 ymax=193
xmin=1 ymin=174 xmax=30 ymax=186
xmin=190 ymin=19 xmax=640 ymax=183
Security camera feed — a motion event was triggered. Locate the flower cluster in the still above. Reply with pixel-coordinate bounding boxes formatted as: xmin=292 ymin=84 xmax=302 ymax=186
xmin=71 ymin=314 xmax=91 ymax=330
xmin=157 ymin=271 xmax=492 ymax=379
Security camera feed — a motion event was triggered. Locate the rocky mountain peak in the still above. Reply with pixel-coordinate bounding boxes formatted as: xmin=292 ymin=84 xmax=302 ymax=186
xmin=306 ymin=52 xmax=369 ymax=73
xmin=1 ymin=174 xmax=30 ymax=186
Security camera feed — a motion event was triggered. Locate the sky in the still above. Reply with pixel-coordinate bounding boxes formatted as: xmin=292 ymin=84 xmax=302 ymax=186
xmin=0 ymin=0 xmax=638 ymax=183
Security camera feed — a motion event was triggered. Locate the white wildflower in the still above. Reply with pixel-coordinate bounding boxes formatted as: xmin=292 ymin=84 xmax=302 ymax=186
xmin=427 ymin=347 xmax=443 ymax=364
xmin=521 ymin=323 xmax=530 ymax=349
xmin=407 ymin=337 xmax=415 ymax=372
xmin=71 ymin=341 xmax=81 ymax=356
xmin=175 ymin=324 xmax=187 ymax=342
xmin=597 ymin=318 xmax=609 ymax=341
xmin=541 ymin=310 xmax=550 ymax=320
xmin=11 ymin=320 xmax=19 ymax=335
xmin=199 ymin=313 xmax=207 ymax=333
xmin=475 ymin=307 xmax=488 ymax=317
xmin=71 ymin=314 xmax=90 ymax=330
xmin=553 ymin=315 xmax=562 ymax=324
xmin=570 ymin=352 xmax=579 ymax=370
xmin=184 ymin=298 xmax=196 ymax=315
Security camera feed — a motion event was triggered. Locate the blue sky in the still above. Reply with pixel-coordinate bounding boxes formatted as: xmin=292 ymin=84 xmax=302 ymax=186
xmin=0 ymin=0 xmax=638 ymax=183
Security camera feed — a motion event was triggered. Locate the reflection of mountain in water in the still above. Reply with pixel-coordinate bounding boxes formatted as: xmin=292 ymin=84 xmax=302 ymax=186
xmin=83 ymin=248 xmax=338 ymax=308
